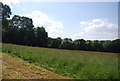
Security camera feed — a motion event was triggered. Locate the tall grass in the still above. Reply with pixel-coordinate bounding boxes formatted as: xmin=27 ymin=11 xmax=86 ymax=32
xmin=2 ymin=43 xmax=118 ymax=79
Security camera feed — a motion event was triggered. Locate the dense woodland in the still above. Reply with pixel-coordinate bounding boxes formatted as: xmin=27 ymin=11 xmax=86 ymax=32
xmin=1 ymin=2 xmax=120 ymax=53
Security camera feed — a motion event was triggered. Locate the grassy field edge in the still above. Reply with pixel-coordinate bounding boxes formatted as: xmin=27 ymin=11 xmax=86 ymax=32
xmin=2 ymin=43 xmax=119 ymax=79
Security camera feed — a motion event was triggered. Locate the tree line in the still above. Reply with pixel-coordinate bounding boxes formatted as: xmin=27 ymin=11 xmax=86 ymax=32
xmin=1 ymin=2 xmax=120 ymax=53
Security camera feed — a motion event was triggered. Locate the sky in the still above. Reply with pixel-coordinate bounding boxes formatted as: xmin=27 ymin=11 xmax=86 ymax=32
xmin=0 ymin=0 xmax=119 ymax=40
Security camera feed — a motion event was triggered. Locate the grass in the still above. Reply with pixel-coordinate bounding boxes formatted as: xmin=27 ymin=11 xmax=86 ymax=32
xmin=2 ymin=43 xmax=118 ymax=79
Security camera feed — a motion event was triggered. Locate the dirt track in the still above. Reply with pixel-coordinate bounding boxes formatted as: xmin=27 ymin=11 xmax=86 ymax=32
xmin=2 ymin=53 xmax=70 ymax=79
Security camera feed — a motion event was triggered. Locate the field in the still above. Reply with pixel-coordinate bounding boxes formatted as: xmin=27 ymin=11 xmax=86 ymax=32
xmin=2 ymin=43 xmax=118 ymax=79
xmin=2 ymin=53 xmax=69 ymax=79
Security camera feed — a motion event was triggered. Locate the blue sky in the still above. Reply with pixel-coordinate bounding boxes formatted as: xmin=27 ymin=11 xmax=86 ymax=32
xmin=1 ymin=0 xmax=119 ymax=40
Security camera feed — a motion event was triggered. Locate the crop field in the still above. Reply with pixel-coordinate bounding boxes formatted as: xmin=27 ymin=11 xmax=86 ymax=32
xmin=2 ymin=43 xmax=118 ymax=79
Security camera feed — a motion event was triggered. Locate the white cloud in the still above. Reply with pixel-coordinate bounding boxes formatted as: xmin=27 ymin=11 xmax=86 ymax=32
xmin=19 ymin=10 xmax=63 ymax=37
xmin=1 ymin=0 xmax=20 ymax=9
xmin=73 ymin=19 xmax=118 ymax=40
xmin=71 ymin=32 xmax=97 ymax=40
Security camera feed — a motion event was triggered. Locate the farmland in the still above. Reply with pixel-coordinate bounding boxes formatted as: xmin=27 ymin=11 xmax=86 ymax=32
xmin=2 ymin=43 xmax=118 ymax=79
xmin=2 ymin=53 xmax=69 ymax=79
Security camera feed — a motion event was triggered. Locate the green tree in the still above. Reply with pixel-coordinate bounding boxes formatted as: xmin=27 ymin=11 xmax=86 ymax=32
xmin=34 ymin=26 xmax=48 ymax=47
xmin=60 ymin=38 xmax=73 ymax=50
xmin=110 ymin=39 xmax=120 ymax=53
xmin=12 ymin=15 xmax=35 ymax=45
xmin=92 ymin=40 xmax=105 ymax=51
xmin=73 ymin=39 xmax=86 ymax=50
xmin=103 ymin=40 xmax=112 ymax=52
xmin=0 ymin=2 xmax=11 ymax=20
xmin=86 ymin=40 xmax=93 ymax=51
xmin=48 ymin=37 xmax=62 ymax=48
xmin=3 ymin=19 xmax=19 ymax=43
xmin=0 ymin=2 xmax=12 ymax=43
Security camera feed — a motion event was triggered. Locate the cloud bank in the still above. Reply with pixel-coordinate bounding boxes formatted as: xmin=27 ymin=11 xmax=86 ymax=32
xmin=72 ymin=19 xmax=118 ymax=40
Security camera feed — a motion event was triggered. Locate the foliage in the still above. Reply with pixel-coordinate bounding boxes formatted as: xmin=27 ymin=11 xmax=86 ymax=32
xmin=60 ymin=38 xmax=74 ymax=50
xmin=34 ymin=27 xmax=48 ymax=47
xmin=0 ymin=2 xmax=12 ymax=43
xmin=0 ymin=2 xmax=11 ymax=20
xmin=73 ymin=39 xmax=86 ymax=50
xmin=48 ymin=37 xmax=62 ymax=48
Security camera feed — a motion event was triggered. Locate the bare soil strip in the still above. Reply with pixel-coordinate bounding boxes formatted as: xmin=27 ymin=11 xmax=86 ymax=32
xmin=2 ymin=53 xmax=70 ymax=79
